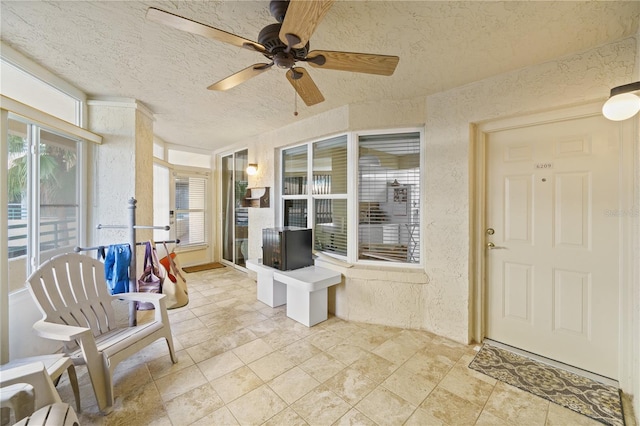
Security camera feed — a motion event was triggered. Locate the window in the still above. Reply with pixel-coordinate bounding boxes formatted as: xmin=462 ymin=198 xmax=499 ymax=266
xmin=279 ymin=129 xmax=421 ymax=265
xmin=7 ymin=117 xmax=82 ymax=281
xmin=282 ymin=135 xmax=348 ymax=257
xmin=174 ymin=174 xmax=207 ymax=247
xmin=358 ymin=132 xmax=421 ymax=263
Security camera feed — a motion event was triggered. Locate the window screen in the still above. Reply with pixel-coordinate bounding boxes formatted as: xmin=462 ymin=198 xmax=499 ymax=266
xmin=358 ymin=132 xmax=420 ymax=263
xmin=175 ymin=175 xmax=206 ymax=246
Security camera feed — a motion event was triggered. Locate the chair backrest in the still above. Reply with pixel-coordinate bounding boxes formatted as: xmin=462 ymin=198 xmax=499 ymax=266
xmin=27 ymin=253 xmax=118 ymax=338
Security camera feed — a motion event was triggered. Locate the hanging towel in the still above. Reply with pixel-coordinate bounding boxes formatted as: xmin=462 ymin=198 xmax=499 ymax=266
xmin=104 ymin=244 xmax=131 ymax=295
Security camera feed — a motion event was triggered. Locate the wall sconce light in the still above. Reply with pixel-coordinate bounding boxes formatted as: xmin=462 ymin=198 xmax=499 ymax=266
xmin=602 ymin=81 xmax=640 ymax=121
xmin=246 ymin=163 xmax=258 ymax=176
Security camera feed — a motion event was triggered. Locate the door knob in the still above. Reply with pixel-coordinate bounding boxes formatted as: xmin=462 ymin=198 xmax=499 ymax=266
xmin=487 ymin=242 xmax=495 ymax=249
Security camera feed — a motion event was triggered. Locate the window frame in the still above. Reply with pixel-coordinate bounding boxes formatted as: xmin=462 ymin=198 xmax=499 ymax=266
xmin=278 ymin=127 xmax=424 ymax=267
xmin=173 ymin=169 xmax=209 ymax=249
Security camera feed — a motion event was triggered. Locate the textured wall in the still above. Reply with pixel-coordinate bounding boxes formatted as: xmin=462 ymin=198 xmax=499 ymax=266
xmin=87 ymin=100 xmax=154 ymax=275
xmin=243 ymin=36 xmax=638 ymax=348
xmin=424 ymin=36 xmax=638 ymax=344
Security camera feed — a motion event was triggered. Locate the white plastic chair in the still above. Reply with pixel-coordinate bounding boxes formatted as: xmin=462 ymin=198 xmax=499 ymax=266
xmin=0 ymin=361 xmax=79 ymax=426
xmin=26 ymin=253 xmax=177 ymax=412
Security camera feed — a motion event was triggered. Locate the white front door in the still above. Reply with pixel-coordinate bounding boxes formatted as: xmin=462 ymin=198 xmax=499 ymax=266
xmin=485 ymin=113 xmax=620 ymax=379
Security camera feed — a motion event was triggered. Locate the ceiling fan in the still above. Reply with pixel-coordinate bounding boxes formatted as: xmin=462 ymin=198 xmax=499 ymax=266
xmin=146 ymin=0 xmax=399 ymax=107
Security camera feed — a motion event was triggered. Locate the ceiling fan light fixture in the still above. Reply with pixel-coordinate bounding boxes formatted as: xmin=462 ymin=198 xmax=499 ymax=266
xmin=602 ymin=81 xmax=640 ymax=121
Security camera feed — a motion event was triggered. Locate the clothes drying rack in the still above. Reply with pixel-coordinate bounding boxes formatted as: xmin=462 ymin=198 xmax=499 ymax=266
xmin=74 ymin=197 xmax=176 ymax=326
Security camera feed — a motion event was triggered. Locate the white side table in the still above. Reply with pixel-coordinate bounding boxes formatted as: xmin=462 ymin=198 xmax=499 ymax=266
xmin=246 ymin=259 xmax=287 ymax=307
xmin=274 ymin=266 xmax=342 ymax=327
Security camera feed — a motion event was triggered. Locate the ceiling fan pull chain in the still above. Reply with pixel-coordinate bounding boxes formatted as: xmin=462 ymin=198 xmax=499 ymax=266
xmin=294 ymin=91 xmax=299 ymax=116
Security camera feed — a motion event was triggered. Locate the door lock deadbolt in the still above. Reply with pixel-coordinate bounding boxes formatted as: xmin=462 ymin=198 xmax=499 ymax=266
xmin=486 ymin=228 xmax=495 ymax=235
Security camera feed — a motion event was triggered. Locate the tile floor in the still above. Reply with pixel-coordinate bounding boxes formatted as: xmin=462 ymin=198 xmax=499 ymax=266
xmin=54 ymin=266 xmax=634 ymax=425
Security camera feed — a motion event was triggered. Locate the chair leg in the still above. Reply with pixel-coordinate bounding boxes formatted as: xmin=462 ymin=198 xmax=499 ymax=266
xmin=66 ymin=365 xmax=81 ymax=413
xmin=165 ymin=336 xmax=178 ymax=364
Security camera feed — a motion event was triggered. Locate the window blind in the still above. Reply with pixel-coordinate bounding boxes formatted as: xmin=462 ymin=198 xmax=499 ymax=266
xmin=312 ymin=136 xmax=347 ymax=255
xmin=358 ymin=132 xmax=420 ymax=263
xmin=175 ymin=176 xmax=206 ymax=246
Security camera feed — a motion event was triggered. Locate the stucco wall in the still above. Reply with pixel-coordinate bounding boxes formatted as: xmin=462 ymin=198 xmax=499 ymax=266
xmin=242 ymin=36 xmax=638 ymax=348
xmin=87 ymin=99 xmax=155 ymax=276
xmin=424 ymin=36 xmax=638 ymax=344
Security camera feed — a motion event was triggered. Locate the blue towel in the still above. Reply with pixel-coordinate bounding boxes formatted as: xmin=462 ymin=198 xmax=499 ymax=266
xmin=104 ymin=244 xmax=131 ymax=295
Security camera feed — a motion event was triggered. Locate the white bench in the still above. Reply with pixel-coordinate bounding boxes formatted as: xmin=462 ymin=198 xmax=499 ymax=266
xmin=246 ymin=259 xmax=342 ymax=326
xmin=274 ymin=266 xmax=342 ymax=327
xmin=246 ymin=259 xmax=287 ymax=307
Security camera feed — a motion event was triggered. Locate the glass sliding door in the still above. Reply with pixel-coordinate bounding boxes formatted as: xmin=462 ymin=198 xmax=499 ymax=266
xmin=221 ymin=149 xmax=248 ymax=268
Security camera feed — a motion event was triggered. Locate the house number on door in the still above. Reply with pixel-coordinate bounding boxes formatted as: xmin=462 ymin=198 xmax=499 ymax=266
xmin=535 ymin=162 xmax=553 ymax=169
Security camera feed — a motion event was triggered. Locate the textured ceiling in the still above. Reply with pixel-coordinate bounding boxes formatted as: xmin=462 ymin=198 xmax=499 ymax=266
xmin=1 ymin=1 xmax=639 ymax=152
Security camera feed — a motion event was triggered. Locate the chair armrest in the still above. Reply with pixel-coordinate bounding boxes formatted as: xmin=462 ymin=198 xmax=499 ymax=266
xmin=32 ymin=320 xmax=90 ymax=342
xmin=115 ymin=292 xmax=169 ymax=323
xmin=0 ymin=362 xmax=61 ymax=408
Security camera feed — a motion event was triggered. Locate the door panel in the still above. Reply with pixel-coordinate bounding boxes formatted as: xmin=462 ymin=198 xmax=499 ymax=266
xmin=486 ymin=114 xmax=620 ymax=379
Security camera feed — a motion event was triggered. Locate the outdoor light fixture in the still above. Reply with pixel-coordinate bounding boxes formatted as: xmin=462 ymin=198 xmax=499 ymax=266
xmin=246 ymin=163 xmax=258 ymax=175
xmin=602 ymin=81 xmax=640 ymax=121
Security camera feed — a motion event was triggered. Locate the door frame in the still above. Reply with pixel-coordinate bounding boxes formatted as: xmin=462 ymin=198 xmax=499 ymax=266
xmin=470 ymin=101 xmax=638 ymax=394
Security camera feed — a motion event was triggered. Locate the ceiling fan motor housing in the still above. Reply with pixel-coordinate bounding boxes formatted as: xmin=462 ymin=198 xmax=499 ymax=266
xmin=258 ymin=23 xmax=309 ymax=61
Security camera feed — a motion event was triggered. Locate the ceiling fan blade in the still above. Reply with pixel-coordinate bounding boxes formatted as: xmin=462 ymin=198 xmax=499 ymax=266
xmin=146 ymin=8 xmax=265 ymax=53
xmin=306 ymin=50 xmax=399 ymax=76
xmin=208 ymin=64 xmax=272 ymax=91
xmin=279 ymin=0 xmax=335 ymax=49
xmin=286 ymin=68 xmax=325 ymax=106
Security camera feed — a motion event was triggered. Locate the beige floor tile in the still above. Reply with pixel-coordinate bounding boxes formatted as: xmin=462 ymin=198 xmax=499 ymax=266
xmin=187 ymin=336 xmax=231 ymax=363
xmin=74 ymin=269 xmax=616 ymax=426
xmin=349 ymin=352 xmax=398 ymax=384
xmin=278 ymin=339 xmax=323 ymax=364
xmin=328 ymin=342 xmax=368 ymax=366
xmin=263 ymin=407 xmax=309 ymax=426
xmin=372 ymin=339 xmax=419 ymax=366
xmin=268 ymin=367 xmax=321 ymax=404
xmin=404 ymin=407 xmax=445 ymax=426
xmin=334 ymin=408 xmax=377 ymax=426
xmin=261 ymin=329 xmax=301 ymax=350
xmin=475 ymin=410 xmax=510 ymax=425
xmin=300 ymin=352 xmax=346 ymax=383
xmin=178 ymin=327 xmax=220 ymax=349
xmin=381 ymin=364 xmax=437 ymax=406
xmin=355 ymin=387 xmax=416 ymax=426
xmin=191 ymin=406 xmax=240 ymax=425
xmin=437 ymin=367 xmax=494 ymax=407
xmin=347 ymin=329 xmax=390 ymax=351
xmin=167 ymin=307 xmax=197 ymax=323
xmin=233 ymin=338 xmax=274 ymax=364
xmin=154 ymin=363 xmax=208 ymax=402
xmin=546 ymin=402 xmax=604 ymax=426
xmin=304 ymin=329 xmax=344 ymax=351
xmin=226 ymin=384 xmax=288 ymax=425
xmin=164 ymin=383 xmax=225 ymax=425
xmin=323 ymin=367 xmax=378 ymax=406
xmin=419 ymin=386 xmax=483 ymax=425
xmin=248 ymin=351 xmax=295 ymax=381
xmin=147 ymin=349 xmax=194 ymax=380
xmin=482 ymin=381 xmax=549 ymax=425
xmin=291 ymin=386 xmax=351 ymax=426
xmin=403 ymin=349 xmax=455 ymax=383
xmin=170 ymin=316 xmax=206 ymax=335
xmin=198 ymin=350 xmax=245 ymax=381
xmin=211 ymin=365 xmax=265 ymax=404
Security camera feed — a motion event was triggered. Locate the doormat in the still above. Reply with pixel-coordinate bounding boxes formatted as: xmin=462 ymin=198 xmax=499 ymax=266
xmin=469 ymin=344 xmax=624 ymax=426
xmin=182 ymin=262 xmax=226 ymax=273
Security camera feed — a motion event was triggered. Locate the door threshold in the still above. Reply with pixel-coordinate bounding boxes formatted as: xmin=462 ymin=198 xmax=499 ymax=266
xmin=483 ymin=339 xmax=619 ymax=388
